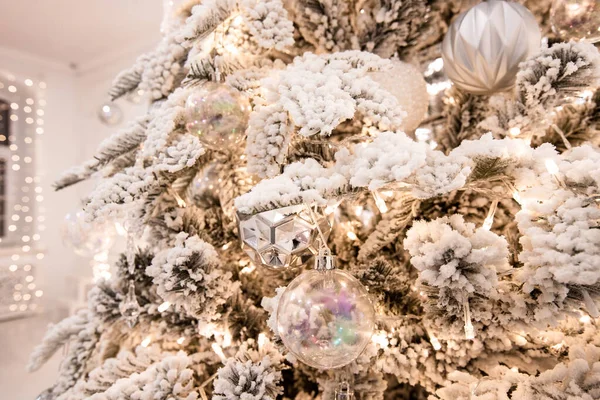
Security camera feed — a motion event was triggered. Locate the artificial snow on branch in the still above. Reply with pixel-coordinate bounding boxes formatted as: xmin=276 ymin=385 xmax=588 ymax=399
xmin=213 ymin=356 xmax=282 ymax=400
xmin=404 ymin=214 xmax=510 ymax=302
xmin=482 ymin=41 xmax=600 ymax=137
xmin=146 ymin=233 xmax=238 ymax=322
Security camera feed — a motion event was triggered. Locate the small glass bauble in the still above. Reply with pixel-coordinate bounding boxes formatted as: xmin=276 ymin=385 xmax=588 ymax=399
xmin=367 ymin=60 xmax=429 ymax=132
xmin=61 ymin=210 xmax=116 ymax=257
xmin=276 ymin=268 xmax=375 ymax=369
xmin=98 ymin=102 xmax=123 ymax=126
xmin=190 ymin=162 xmax=222 ymax=208
xmin=442 ymin=0 xmax=541 ymax=95
xmin=184 ymin=82 xmax=251 ymax=149
xmin=237 ymin=205 xmax=332 ymax=270
xmin=551 ymin=0 xmax=600 ymax=42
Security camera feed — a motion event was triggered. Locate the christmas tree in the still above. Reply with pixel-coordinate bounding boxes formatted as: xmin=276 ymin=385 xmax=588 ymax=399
xmin=30 ymin=0 xmax=600 ymax=399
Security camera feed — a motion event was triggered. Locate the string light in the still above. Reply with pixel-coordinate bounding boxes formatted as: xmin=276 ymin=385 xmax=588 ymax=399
xmin=223 ymin=331 xmax=232 ymax=348
xmin=141 ymin=336 xmax=152 ymax=347
xmin=371 ymin=331 xmax=389 ymax=348
xmin=463 ymin=296 xmax=475 ymax=340
xmin=0 ymin=74 xmax=47 ymax=315
xmin=177 ymin=337 xmax=185 ymax=345
xmin=257 ymin=332 xmax=267 ymax=349
xmin=424 ymin=58 xmax=444 ymax=77
xmin=545 ymin=159 xmax=566 ymax=187
xmin=211 ymin=343 xmax=227 ymax=362
xmin=482 ymin=199 xmax=499 ymax=230
xmin=545 ymin=159 xmax=560 ymax=176
xmin=346 ymin=230 xmax=358 ymax=241
xmin=580 ymin=314 xmax=592 ymax=324
xmin=372 ymin=191 xmax=388 ymax=213
xmin=240 ymin=264 xmax=256 ymax=274
xmin=509 ymin=127 xmax=521 ymax=137
xmin=429 ymin=333 xmax=442 ymax=350
xmin=158 ymin=301 xmax=171 ymax=312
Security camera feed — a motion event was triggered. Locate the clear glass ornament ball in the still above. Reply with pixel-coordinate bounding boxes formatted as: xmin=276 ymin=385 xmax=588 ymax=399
xmin=97 ymin=102 xmax=123 ymax=126
xmin=184 ymin=82 xmax=251 ymax=149
xmin=277 ymin=269 xmax=375 ymax=370
xmin=551 ymin=0 xmax=600 ymax=42
xmin=61 ymin=210 xmax=116 ymax=257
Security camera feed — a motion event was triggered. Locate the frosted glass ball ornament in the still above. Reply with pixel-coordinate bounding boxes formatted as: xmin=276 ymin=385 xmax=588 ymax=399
xmin=98 ymin=102 xmax=123 ymax=126
xmin=237 ymin=205 xmax=332 ymax=270
xmin=551 ymin=0 xmax=600 ymax=42
xmin=61 ymin=210 xmax=116 ymax=257
xmin=276 ymin=268 xmax=376 ymax=369
xmin=441 ymin=0 xmax=542 ymax=95
xmin=367 ymin=60 xmax=429 ymax=132
xmin=184 ymin=82 xmax=251 ymax=150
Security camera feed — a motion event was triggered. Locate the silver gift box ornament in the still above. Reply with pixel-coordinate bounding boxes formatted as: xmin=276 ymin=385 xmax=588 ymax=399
xmin=236 ymin=205 xmax=332 ymax=270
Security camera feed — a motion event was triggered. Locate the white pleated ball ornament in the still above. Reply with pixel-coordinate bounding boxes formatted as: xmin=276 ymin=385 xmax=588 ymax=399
xmin=367 ymin=60 xmax=429 ymax=132
xmin=441 ymin=0 xmax=542 ymax=95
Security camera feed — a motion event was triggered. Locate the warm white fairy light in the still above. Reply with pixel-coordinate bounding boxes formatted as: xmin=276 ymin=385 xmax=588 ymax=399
xmin=580 ymin=314 xmax=592 ymax=324
xmin=482 ymin=199 xmax=499 ymax=231
xmin=211 ymin=343 xmax=227 ymax=362
xmin=223 ymin=331 xmax=233 ymax=348
xmin=346 ymin=230 xmax=358 ymax=241
xmin=0 ymin=73 xmax=47 ymax=316
xmin=545 ymin=159 xmax=560 ymax=176
xmin=371 ymin=331 xmax=389 ymax=348
xmin=257 ymin=332 xmax=267 ymax=349
xmin=372 ymin=191 xmax=388 ymax=213
xmin=427 ymin=81 xmax=452 ymax=96
xmin=158 ymin=301 xmax=171 ymax=312
xmin=141 ymin=336 xmax=152 ymax=347
xmin=177 ymin=336 xmax=186 ymax=345
xmin=509 ymin=127 xmax=521 ymax=137
xmin=545 ymin=158 xmax=566 ymax=188
xmin=424 ymin=58 xmax=444 ymax=77
xmin=240 ymin=264 xmax=256 ymax=274
xmin=429 ymin=333 xmax=442 ymax=350
xmin=463 ymin=296 xmax=475 ymax=340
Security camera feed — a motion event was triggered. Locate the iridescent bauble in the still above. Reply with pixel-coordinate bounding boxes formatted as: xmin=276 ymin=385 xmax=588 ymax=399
xmin=61 ymin=210 xmax=116 ymax=257
xmin=551 ymin=0 xmax=600 ymax=42
xmin=367 ymin=60 xmax=429 ymax=132
xmin=237 ymin=205 xmax=331 ymax=270
xmin=276 ymin=268 xmax=376 ymax=369
xmin=190 ymin=163 xmax=222 ymax=208
xmin=97 ymin=102 xmax=123 ymax=126
xmin=441 ymin=0 xmax=541 ymax=95
xmin=184 ymin=82 xmax=251 ymax=149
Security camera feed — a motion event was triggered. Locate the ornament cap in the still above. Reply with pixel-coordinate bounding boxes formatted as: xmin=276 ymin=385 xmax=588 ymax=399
xmin=315 ymin=249 xmax=336 ymax=271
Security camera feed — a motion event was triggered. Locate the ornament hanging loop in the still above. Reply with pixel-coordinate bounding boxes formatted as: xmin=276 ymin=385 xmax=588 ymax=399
xmin=335 ymin=379 xmax=355 ymax=400
xmin=315 ymin=248 xmax=337 ymax=271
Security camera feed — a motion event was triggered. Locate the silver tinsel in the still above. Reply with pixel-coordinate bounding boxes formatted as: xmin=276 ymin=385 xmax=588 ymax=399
xmin=441 ymin=0 xmax=541 ymax=95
